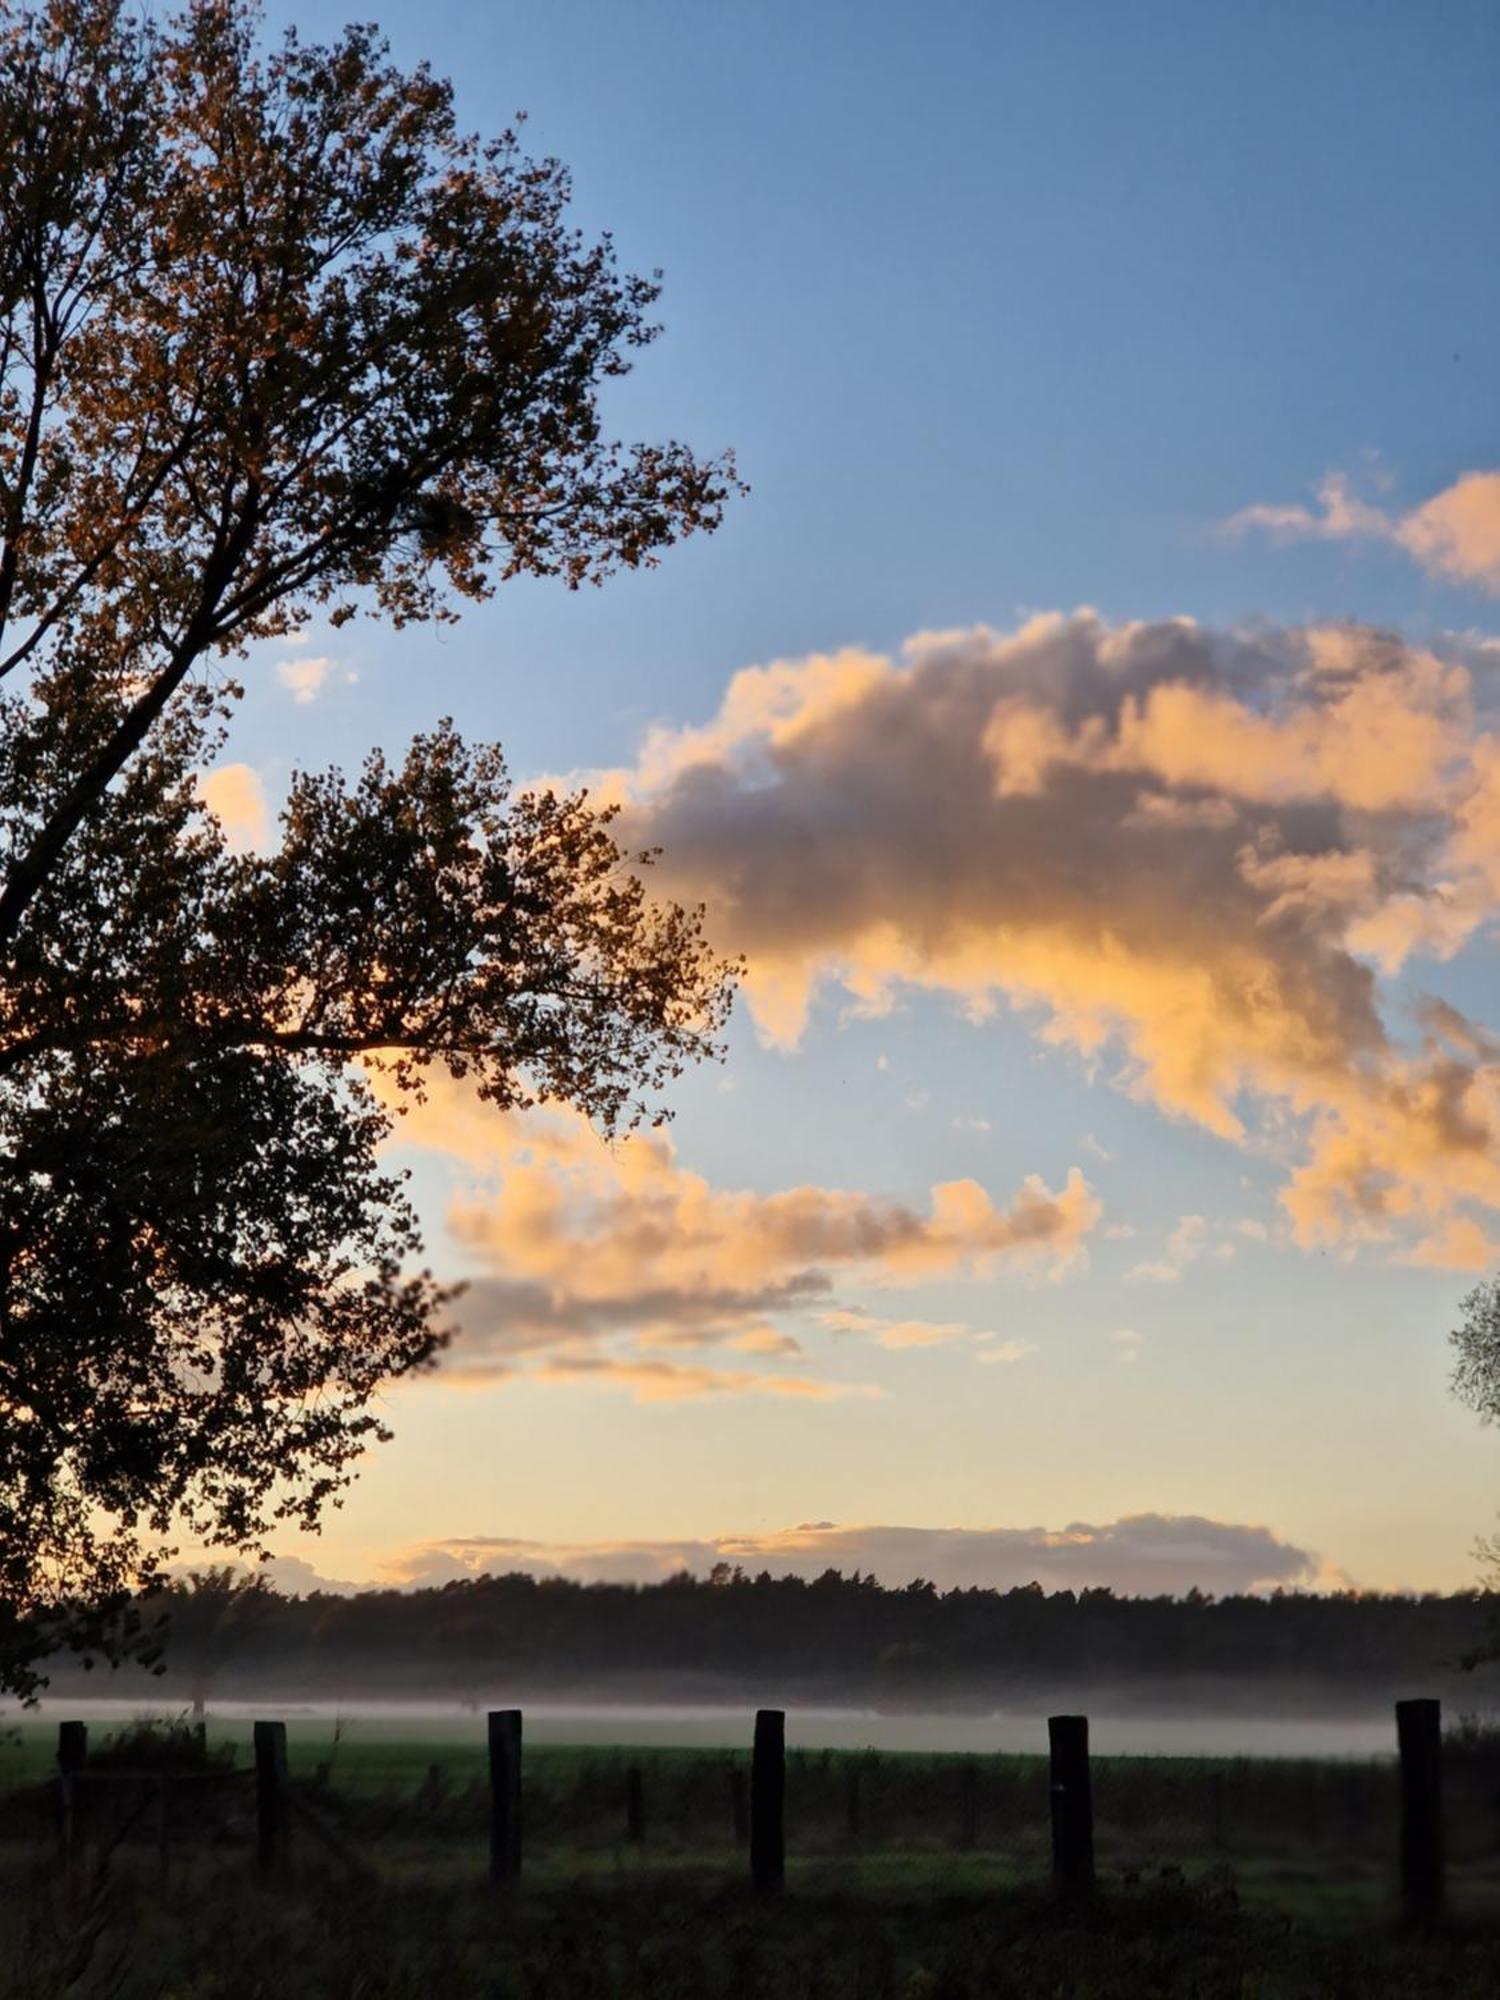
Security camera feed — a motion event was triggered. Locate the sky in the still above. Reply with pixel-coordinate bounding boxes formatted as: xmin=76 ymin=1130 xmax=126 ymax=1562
xmin=221 ymin=0 xmax=1500 ymax=1598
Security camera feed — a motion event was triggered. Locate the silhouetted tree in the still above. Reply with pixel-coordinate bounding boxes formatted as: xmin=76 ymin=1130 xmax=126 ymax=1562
xmin=99 ymin=1568 xmax=1500 ymax=1707
xmin=0 ymin=0 xmax=738 ymax=1695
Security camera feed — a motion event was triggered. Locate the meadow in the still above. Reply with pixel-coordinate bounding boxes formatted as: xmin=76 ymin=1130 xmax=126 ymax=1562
xmin=6 ymin=1715 xmax=1500 ymax=1994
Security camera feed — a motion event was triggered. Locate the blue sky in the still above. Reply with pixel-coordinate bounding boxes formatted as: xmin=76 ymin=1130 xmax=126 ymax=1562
xmin=232 ymin=0 xmax=1500 ymax=1597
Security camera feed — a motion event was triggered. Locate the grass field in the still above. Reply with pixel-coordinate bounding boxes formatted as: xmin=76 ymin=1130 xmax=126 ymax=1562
xmin=5 ymin=1715 xmax=1500 ymax=1994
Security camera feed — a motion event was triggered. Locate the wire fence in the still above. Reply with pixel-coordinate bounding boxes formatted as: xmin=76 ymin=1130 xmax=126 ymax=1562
xmin=5 ymin=1702 xmax=1500 ymax=1922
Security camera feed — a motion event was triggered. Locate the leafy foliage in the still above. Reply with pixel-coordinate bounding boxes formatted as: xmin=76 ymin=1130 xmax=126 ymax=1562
xmin=0 ymin=0 xmax=738 ymax=1693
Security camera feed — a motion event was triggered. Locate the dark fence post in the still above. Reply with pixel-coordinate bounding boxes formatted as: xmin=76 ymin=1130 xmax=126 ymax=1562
xmin=253 ymin=1721 xmax=288 ymax=1878
xmin=488 ymin=1709 xmax=522 ymax=1884
xmin=751 ymin=1709 xmax=785 ymax=1894
xmin=626 ymin=1763 xmax=645 ymax=1843
xmin=1396 ymin=1698 xmax=1444 ymax=1927
xmin=1048 ymin=1715 xmax=1094 ymax=1899
xmin=56 ymin=1721 xmax=87 ymax=1864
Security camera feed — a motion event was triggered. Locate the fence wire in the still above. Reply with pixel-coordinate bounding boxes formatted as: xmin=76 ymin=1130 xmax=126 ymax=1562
xmin=6 ymin=1735 xmax=1500 ymax=1919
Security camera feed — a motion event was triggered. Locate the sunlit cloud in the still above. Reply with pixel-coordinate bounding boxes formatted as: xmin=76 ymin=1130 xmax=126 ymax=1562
xmin=377 ymin=1076 xmax=1099 ymax=1387
xmin=581 ymin=613 xmax=1500 ymax=1267
xmin=530 ymin=1356 xmax=882 ymax=1403
xmin=875 ymin=1319 xmax=974 ymax=1349
xmin=273 ymin=651 xmax=359 ymax=704
xmin=196 ymin=761 xmax=269 ymax=852
xmin=1227 ymin=467 xmax=1500 ymax=594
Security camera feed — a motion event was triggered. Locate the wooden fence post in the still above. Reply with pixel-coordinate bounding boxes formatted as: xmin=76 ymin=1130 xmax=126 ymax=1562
xmin=1396 ymin=1698 xmax=1444 ymax=1927
xmin=488 ymin=1709 xmax=522 ymax=1884
xmin=253 ymin=1721 xmax=288 ymax=1878
xmin=751 ymin=1709 xmax=785 ymax=1894
xmin=56 ymin=1721 xmax=87 ymax=1864
xmin=1048 ymin=1715 xmax=1094 ymax=1899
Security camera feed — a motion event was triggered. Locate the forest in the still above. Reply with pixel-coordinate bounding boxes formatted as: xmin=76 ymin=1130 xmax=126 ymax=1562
xmin=40 ymin=1568 xmax=1500 ymax=1712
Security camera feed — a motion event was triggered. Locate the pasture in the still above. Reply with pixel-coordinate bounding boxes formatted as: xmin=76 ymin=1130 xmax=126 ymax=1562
xmin=5 ymin=1710 xmax=1500 ymax=1993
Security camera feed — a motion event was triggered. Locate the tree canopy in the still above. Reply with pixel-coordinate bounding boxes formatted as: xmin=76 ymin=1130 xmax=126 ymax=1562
xmin=65 ymin=1564 xmax=1499 ymax=1712
xmin=0 ymin=0 xmax=739 ymax=1694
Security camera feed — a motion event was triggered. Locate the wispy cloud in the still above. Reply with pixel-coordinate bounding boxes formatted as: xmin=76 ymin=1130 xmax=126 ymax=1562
xmin=275 ymin=653 xmax=356 ymax=703
xmin=975 ymin=1338 xmax=1035 ymax=1365
xmin=1127 ymin=1215 xmax=1209 ymax=1285
xmin=378 ymin=1078 xmax=1099 ymax=1388
xmin=1226 ymin=467 xmax=1500 ymax=594
xmin=530 ymin=1356 xmax=882 ymax=1403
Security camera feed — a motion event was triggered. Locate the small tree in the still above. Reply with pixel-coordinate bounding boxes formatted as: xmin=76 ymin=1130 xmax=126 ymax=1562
xmin=0 ymin=0 xmax=739 ymax=1695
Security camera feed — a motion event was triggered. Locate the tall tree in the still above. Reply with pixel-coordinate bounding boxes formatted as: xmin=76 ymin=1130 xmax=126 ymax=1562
xmin=0 ymin=0 xmax=736 ymax=945
xmin=0 ymin=0 xmax=738 ymax=1694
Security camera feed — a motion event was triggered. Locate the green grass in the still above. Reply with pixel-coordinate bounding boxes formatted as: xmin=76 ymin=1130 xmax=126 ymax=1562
xmin=6 ymin=1716 xmax=1500 ymax=1992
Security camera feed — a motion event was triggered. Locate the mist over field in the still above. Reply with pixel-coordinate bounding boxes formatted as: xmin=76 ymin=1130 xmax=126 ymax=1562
xmin=20 ymin=1568 xmax=1500 ymax=1761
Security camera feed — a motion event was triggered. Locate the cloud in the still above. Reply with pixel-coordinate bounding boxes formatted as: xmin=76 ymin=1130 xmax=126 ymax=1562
xmin=378 ymin=1078 xmax=1099 ymax=1386
xmin=1167 ymin=1215 xmax=1208 ymax=1264
xmin=975 ymin=1338 xmax=1035 ymax=1365
xmin=583 ymin=613 xmax=1500 ymax=1266
xmin=196 ymin=762 xmax=269 ymax=852
xmin=530 ymin=1356 xmax=881 ymax=1403
xmin=173 ymin=1553 xmax=363 ymax=1596
xmin=275 ymin=653 xmax=352 ymax=703
xmin=875 ymin=1319 xmax=974 ymax=1348
xmin=1109 ymin=1328 xmax=1145 ymax=1364
xmin=379 ymin=1511 xmax=1319 ymax=1597
xmin=260 ymin=1554 xmax=362 ymax=1597
xmin=1227 ymin=468 xmax=1500 ymax=593
xmin=1125 ymin=1260 xmax=1179 ymax=1285
xmin=1127 ymin=1214 xmax=1208 ymax=1284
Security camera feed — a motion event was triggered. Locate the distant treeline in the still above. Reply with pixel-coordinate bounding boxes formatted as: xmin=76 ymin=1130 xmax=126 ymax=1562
xmin=48 ymin=1566 xmax=1500 ymax=1712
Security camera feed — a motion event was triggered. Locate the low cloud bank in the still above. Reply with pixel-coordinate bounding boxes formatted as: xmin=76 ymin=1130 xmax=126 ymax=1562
xmin=375 ymin=1512 xmax=1319 ymax=1599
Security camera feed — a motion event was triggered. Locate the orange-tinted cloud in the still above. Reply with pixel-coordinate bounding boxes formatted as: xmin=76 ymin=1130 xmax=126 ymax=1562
xmin=378 ymin=1076 xmax=1098 ymax=1387
xmin=1228 ymin=467 xmax=1500 ymax=593
xmin=529 ymin=1356 xmax=883 ymax=1403
xmin=593 ymin=615 xmax=1500 ymax=1265
xmin=196 ymin=762 xmax=269 ymax=852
